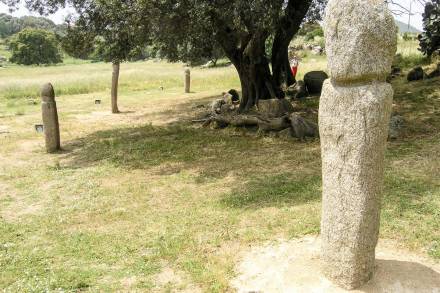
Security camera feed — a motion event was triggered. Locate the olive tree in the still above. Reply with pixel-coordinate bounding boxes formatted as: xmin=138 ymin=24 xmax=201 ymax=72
xmin=153 ymin=0 xmax=326 ymax=111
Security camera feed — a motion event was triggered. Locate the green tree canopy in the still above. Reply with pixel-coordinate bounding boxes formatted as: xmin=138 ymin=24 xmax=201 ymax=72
xmin=0 ymin=13 xmax=65 ymax=38
xmin=2 ymin=0 xmax=326 ymax=110
xmin=419 ymin=0 xmax=440 ymax=57
xmin=8 ymin=28 xmax=62 ymax=65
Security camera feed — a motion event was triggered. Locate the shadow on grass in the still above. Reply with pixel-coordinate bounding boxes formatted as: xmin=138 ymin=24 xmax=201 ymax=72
xmin=220 ymin=173 xmax=322 ymax=209
xmin=62 ymin=123 xmax=309 ymax=179
xmin=132 ymin=94 xmax=220 ymax=124
xmin=392 ymin=77 xmax=440 ymax=138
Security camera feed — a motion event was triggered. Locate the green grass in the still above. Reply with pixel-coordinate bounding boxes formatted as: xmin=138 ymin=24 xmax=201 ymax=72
xmin=0 ymin=45 xmax=439 ymax=291
xmin=0 ymin=39 xmax=11 ymax=59
xmin=395 ymin=39 xmax=431 ymax=69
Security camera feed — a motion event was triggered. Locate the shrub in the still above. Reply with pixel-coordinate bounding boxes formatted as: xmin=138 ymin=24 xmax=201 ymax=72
xmin=9 ymin=28 xmax=62 ymax=65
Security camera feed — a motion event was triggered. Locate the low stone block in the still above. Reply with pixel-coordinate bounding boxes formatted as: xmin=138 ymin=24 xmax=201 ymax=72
xmin=257 ymin=99 xmax=294 ymax=118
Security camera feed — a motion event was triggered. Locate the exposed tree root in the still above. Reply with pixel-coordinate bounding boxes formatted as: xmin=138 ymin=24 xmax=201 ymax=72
xmin=194 ymin=99 xmax=319 ymax=140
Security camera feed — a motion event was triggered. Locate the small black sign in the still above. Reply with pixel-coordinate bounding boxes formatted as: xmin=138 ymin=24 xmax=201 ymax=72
xmin=35 ymin=124 xmax=44 ymax=133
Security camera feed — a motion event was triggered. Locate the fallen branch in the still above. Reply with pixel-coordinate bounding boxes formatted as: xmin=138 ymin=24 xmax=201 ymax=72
xmin=191 ymin=118 xmax=210 ymax=123
xmin=210 ymin=113 xmax=290 ymax=132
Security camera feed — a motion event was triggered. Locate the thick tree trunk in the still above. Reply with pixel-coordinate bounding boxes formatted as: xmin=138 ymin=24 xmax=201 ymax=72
xmin=211 ymin=0 xmax=311 ymax=113
xmin=235 ymin=58 xmax=279 ymax=112
xmin=272 ymin=41 xmax=295 ymax=89
xmin=233 ymin=34 xmax=280 ymax=112
xmin=272 ymin=0 xmax=312 ymax=90
xmin=111 ymin=61 xmax=120 ymax=114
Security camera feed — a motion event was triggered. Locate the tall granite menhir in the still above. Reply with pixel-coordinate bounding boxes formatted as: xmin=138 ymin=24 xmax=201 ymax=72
xmin=41 ymin=83 xmax=61 ymax=153
xmin=319 ymin=0 xmax=397 ymax=289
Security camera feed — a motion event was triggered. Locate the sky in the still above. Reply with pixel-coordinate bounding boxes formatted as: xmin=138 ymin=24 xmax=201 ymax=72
xmin=0 ymin=2 xmax=73 ymax=24
xmin=0 ymin=0 xmax=427 ymax=31
xmin=389 ymin=0 xmax=425 ymax=31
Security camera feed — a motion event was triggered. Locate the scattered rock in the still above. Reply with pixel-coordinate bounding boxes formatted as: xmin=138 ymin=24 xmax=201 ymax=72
xmin=304 ymin=71 xmax=328 ymax=94
xmin=211 ymin=99 xmax=226 ymax=114
xmin=257 ymin=99 xmax=294 ymax=118
xmin=312 ymin=46 xmax=324 ymax=55
xmin=391 ymin=66 xmax=402 ymax=76
xmin=290 ymin=113 xmax=319 ymax=140
xmin=388 ymin=115 xmax=405 ymax=140
xmin=286 ymin=80 xmax=308 ymax=100
xmin=407 ymin=66 xmax=425 ymax=82
xmin=277 ymin=128 xmax=294 ymax=139
xmin=427 ymin=63 xmax=440 ymax=79
xmin=228 ymin=89 xmax=240 ymax=104
xmin=388 ymin=66 xmax=402 ymax=82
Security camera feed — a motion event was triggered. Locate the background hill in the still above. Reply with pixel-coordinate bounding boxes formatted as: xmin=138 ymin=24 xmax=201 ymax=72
xmin=395 ymin=19 xmax=422 ymax=34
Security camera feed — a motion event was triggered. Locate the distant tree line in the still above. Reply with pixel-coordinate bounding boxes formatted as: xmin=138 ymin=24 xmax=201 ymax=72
xmin=0 ymin=13 xmax=65 ymax=38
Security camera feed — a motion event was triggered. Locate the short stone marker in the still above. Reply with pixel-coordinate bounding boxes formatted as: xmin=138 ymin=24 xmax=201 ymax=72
xmin=184 ymin=68 xmax=191 ymax=93
xmin=41 ymin=83 xmax=61 ymax=153
xmin=319 ymin=0 xmax=397 ymax=289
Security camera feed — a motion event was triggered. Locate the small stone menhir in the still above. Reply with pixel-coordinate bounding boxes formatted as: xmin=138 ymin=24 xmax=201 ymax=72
xmin=319 ymin=0 xmax=397 ymax=289
xmin=184 ymin=68 xmax=191 ymax=93
xmin=41 ymin=83 xmax=61 ymax=153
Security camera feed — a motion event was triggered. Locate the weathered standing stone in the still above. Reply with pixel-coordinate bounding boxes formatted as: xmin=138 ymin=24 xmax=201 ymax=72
xmin=41 ymin=83 xmax=61 ymax=153
xmin=184 ymin=68 xmax=191 ymax=93
xmin=324 ymin=0 xmax=397 ymax=84
xmin=319 ymin=0 xmax=397 ymax=289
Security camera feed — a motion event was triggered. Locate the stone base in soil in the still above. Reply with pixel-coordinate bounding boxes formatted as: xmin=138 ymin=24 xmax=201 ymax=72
xmin=231 ymin=236 xmax=440 ymax=293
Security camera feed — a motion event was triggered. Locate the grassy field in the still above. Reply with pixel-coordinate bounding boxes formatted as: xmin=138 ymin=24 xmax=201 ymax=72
xmin=0 ymin=44 xmax=439 ymax=291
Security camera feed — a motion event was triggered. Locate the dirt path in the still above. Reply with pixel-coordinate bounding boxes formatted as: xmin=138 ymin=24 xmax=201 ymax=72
xmin=232 ymin=236 xmax=440 ymax=292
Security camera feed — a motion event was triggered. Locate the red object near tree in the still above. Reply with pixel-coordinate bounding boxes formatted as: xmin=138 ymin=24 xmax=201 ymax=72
xmin=291 ymin=66 xmax=298 ymax=78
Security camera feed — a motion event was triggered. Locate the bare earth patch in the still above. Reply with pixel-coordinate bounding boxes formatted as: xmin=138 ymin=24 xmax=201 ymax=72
xmin=231 ymin=236 xmax=440 ymax=293
xmin=153 ymin=266 xmax=202 ymax=292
